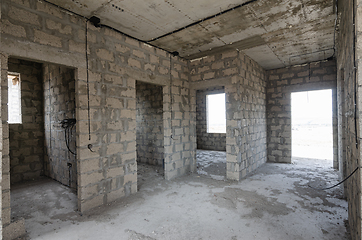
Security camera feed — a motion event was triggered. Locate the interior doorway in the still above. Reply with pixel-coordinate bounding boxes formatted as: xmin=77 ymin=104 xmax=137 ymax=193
xmin=291 ymin=89 xmax=333 ymax=162
xmin=196 ymin=87 xmax=227 ymax=180
xmin=8 ymin=58 xmax=78 ymax=230
xmin=136 ymin=81 xmax=165 ymax=189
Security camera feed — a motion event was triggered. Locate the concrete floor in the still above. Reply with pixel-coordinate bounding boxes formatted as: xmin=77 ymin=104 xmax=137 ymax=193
xmin=196 ymin=150 xmax=226 ymax=180
xmin=11 ymin=151 xmax=350 ymax=240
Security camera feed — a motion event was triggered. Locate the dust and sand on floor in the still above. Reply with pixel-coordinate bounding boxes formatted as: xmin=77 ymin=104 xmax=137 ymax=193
xmin=11 ymin=151 xmax=349 ymax=240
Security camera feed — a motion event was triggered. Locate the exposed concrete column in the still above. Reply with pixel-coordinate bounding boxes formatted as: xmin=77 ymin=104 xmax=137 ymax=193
xmin=336 ymin=0 xmax=362 ymax=238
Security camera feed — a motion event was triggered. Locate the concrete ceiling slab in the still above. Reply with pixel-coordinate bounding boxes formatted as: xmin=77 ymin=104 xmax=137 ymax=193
xmin=45 ymin=0 xmax=336 ymax=69
xmin=199 ymin=6 xmax=267 ymax=44
xmin=247 ymin=0 xmax=305 ymax=32
xmin=45 ymin=0 xmax=110 ymax=17
xmin=243 ymin=45 xmax=285 ymax=69
xmin=150 ymin=24 xmax=226 ymax=57
xmin=94 ymin=0 xmax=189 ymax=40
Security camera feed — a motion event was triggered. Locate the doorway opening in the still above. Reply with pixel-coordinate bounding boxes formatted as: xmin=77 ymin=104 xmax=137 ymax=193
xmin=8 ymin=58 xmax=78 ymax=230
xmin=196 ymin=87 xmax=226 ymax=180
xmin=291 ymin=89 xmax=333 ymax=164
xmin=136 ymin=81 xmax=165 ymax=189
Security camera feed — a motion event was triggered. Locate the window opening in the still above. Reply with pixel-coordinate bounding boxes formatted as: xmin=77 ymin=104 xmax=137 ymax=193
xmin=8 ymin=73 xmax=22 ymax=124
xmin=207 ymin=93 xmax=226 ymax=133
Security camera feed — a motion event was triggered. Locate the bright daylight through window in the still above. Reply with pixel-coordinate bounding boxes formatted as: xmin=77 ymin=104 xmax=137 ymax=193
xmin=8 ymin=73 xmax=22 ymax=124
xmin=207 ymin=93 xmax=226 ymax=133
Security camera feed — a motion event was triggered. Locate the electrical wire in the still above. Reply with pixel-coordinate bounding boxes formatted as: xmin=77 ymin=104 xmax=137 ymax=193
xmin=148 ymin=0 xmax=258 ymax=43
xmin=85 ymin=20 xmax=95 ymax=153
xmin=332 ymin=0 xmax=338 ymax=58
xmin=170 ymin=54 xmax=173 ymax=139
xmin=86 ymin=20 xmax=91 ymax=141
xmin=61 ymin=119 xmax=77 ymax=155
xmin=353 ymin=0 xmax=358 ymax=149
xmin=308 ymin=166 xmax=360 ymax=190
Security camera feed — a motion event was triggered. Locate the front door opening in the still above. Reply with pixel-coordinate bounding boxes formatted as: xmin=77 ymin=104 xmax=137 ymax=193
xmin=291 ymin=89 xmax=333 ymax=162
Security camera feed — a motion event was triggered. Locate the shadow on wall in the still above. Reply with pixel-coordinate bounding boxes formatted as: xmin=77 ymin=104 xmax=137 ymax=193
xmin=136 ymin=81 xmax=164 ymax=166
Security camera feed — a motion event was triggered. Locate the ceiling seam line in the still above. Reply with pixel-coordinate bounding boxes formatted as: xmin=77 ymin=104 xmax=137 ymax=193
xmin=147 ymin=0 xmax=258 ymax=43
xmin=246 ymin=5 xmax=286 ymax=67
xmin=162 ymin=0 xmax=227 ymax=46
xmin=163 ymin=0 xmax=227 ymax=46
xmin=96 ymin=4 xmax=169 ymax=38
xmin=37 ymin=0 xmax=178 ymax=57
xmin=90 ymin=0 xmax=114 ymax=16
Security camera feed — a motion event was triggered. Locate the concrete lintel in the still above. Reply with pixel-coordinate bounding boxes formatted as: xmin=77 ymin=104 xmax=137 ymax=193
xmin=125 ymin=68 xmax=169 ymax=86
xmin=1 ymin=37 xmax=86 ymax=68
xmin=191 ymin=77 xmax=232 ymax=90
xmin=288 ymin=81 xmax=336 ymax=93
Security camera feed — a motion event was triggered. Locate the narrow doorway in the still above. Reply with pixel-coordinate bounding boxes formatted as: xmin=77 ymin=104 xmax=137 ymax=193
xmin=136 ymin=81 xmax=165 ymax=189
xmin=291 ymin=89 xmax=333 ymax=164
xmin=196 ymin=87 xmax=227 ymax=180
xmin=43 ymin=63 xmax=77 ymax=189
xmin=8 ymin=59 xmax=78 ymax=231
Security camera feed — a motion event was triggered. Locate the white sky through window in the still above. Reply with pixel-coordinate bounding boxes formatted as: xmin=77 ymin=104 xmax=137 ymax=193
xmin=207 ymin=93 xmax=226 ymax=133
xmin=8 ymin=73 xmax=22 ymax=124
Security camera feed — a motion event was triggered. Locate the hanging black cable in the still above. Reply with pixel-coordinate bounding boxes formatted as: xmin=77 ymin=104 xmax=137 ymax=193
xmin=308 ymin=166 xmax=360 ymax=190
xmin=61 ymin=118 xmax=77 ymax=155
xmin=170 ymin=54 xmax=172 ymax=139
xmin=85 ymin=20 xmax=95 ymax=153
xmin=86 ymin=20 xmax=91 ymax=141
xmin=48 ymin=65 xmax=52 ymax=152
xmin=353 ymin=0 xmax=358 ymax=149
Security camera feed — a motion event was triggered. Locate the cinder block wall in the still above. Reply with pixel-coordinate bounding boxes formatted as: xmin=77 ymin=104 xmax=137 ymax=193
xmin=43 ymin=64 xmax=77 ymax=189
xmin=136 ymin=81 xmax=164 ymax=166
xmin=190 ymin=51 xmax=267 ymax=181
xmin=8 ymin=59 xmax=44 ymax=184
xmin=0 ymin=50 xmax=5 ymax=239
xmin=337 ymin=1 xmax=362 ymax=239
xmin=266 ymin=60 xmax=337 ymax=164
xmin=196 ymin=87 xmax=226 ymax=151
xmin=0 ymin=0 xmax=192 ymax=215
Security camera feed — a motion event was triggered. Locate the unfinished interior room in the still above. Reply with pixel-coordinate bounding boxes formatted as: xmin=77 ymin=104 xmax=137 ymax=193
xmin=0 ymin=0 xmax=360 ymax=239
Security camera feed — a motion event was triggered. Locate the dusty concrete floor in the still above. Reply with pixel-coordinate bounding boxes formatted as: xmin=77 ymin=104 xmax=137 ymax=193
xmin=197 ymin=150 xmax=226 ymax=180
xmin=11 ymin=152 xmax=350 ymax=240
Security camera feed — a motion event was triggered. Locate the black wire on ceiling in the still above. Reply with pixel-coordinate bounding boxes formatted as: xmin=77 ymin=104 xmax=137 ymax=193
xmin=40 ymin=0 xmax=259 ymax=57
xmin=40 ymin=0 xmax=177 ymax=56
xmin=332 ymin=0 xmax=338 ymax=58
xmin=147 ymin=0 xmax=258 ymax=43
